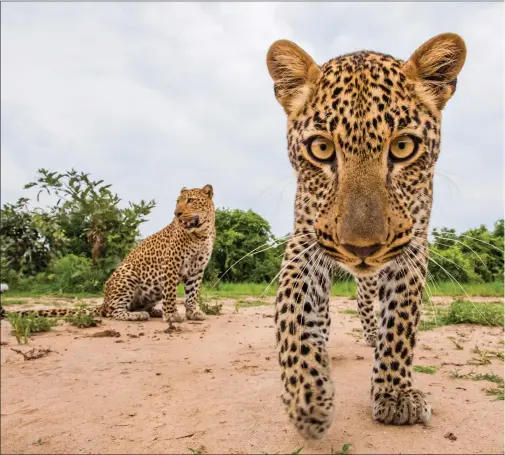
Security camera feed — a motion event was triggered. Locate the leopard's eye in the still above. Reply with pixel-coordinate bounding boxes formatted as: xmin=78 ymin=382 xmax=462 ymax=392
xmin=307 ymin=137 xmax=335 ymax=162
xmin=186 ymin=198 xmax=193 ymax=203
xmin=390 ymin=135 xmax=418 ymax=161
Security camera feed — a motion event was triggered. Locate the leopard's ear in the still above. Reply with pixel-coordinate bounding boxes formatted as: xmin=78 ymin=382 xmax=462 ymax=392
xmin=180 ymin=187 xmax=188 ymax=193
xmin=404 ymin=33 xmax=467 ymax=110
xmin=266 ymin=40 xmax=321 ymax=116
xmin=201 ymin=184 xmax=213 ymax=199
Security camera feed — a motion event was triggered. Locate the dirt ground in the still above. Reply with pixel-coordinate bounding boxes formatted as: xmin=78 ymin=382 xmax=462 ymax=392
xmin=1 ymin=297 xmax=503 ymax=454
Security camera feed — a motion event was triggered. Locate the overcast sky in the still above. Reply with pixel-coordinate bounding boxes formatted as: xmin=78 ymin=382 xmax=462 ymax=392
xmin=2 ymin=3 xmax=503 ymax=239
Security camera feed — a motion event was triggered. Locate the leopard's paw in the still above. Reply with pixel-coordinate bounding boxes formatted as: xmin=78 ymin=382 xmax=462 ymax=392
xmin=163 ymin=311 xmax=185 ymax=324
xmin=186 ymin=309 xmax=206 ymax=321
xmin=373 ymin=388 xmax=431 ymax=425
xmin=364 ymin=330 xmax=378 ymax=347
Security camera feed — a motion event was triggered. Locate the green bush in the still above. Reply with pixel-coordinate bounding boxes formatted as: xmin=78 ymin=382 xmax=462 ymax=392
xmin=445 ymin=299 xmax=504 ymax=326
xmin=199 ymin=297 xmax=223 ymax=315
xmin=204 ymin=208 xmax=284 ymax=284
xmin=50 ymin=255 xmax=107 ymax=293
xmin=6 ymin=313 xmax=58 ymax=344
xmin=64 ymin=312 xmax=101 ymax=328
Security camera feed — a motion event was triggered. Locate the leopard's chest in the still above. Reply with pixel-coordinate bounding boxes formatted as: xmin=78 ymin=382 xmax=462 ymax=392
xmin=178 ymin=240 xmax=213 ymax=280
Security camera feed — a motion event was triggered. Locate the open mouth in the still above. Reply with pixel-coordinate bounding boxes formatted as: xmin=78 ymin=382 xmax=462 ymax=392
xmin=181 ymin=216 xmax=200 ymax=230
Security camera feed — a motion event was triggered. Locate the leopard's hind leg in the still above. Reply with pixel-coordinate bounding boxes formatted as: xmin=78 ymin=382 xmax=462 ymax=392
xmin=104 ymin=277 xmax=150 ymax=321
xmin=147 ymin=306 xmax=163 ymax=318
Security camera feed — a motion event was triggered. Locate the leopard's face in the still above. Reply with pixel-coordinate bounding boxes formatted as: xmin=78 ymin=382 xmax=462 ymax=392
xmin=267 ymin=34 xmax=466 ymax=277
xmin=174 ymin=184 xmax=215 ymax=234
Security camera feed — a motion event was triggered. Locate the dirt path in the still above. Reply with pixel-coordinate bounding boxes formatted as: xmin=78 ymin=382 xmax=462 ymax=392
xmin=1 ymin=298 xmax=503 ymax=454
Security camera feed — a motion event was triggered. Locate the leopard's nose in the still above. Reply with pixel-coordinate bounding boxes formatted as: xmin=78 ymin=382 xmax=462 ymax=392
xmin=341 ymin=243 xmax=382 ymax=259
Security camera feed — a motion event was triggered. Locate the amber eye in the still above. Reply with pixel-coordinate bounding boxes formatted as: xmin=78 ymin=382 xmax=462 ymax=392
xmin=186 ymin=198 xmax=193 ymax=203
xmin=390 ymin=135 xmax=418 ymax=161
xmin=307 ymin=137 xmax=336 ymax=162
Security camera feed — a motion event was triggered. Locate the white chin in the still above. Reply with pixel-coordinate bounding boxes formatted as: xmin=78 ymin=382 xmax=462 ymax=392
xmin=338 ymin=262 xmax=381 ymax=278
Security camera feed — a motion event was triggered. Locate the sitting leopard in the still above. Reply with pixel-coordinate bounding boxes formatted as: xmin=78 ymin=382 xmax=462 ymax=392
xmin=1 ymin=185 xmax=215 ymax=323
xmin=266 ymin=33 xmax=466 ymax=439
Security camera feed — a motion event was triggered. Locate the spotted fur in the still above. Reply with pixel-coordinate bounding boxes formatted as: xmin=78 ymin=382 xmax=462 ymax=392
xmin=266 ymin=34 xmax=466 ymax=439
xmin=1 ymin=185 xmax=216 ymax=324
xmin=356 ymin=276 xmax=379 ymax=347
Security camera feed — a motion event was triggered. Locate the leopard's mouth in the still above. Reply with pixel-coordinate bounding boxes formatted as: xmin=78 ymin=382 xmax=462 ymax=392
xmin=318 ymin=240 xmax=410 ymax=277
xmin=181 ymin=216 xmax=200 ymax=230
xmin=181 ymin=216 xmax=207 ymax=230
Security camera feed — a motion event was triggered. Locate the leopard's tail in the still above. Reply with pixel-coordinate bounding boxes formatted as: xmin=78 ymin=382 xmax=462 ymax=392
xmin=0 ymin=304 xmax=106 ymax=320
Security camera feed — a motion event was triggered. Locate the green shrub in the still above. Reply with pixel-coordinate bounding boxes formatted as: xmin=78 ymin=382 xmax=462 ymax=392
xmin=64 ymin=312 xmax=101 ymax=328
xmin=445 ymin=299 xmax=504 ymax=326
xmin=50 ymin=255 xmax=107 ymax=293
xmin=199 ymin=297 xmax=223 ymax=315
xmin=6 ymin=313 xmax=57 ymax=344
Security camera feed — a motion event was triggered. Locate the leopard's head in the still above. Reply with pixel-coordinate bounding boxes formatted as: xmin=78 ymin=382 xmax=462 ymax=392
xmin=174 ymin=184 xmax=215 ymax=234
xmin=267 ymin=33 xmax=466 ymax=277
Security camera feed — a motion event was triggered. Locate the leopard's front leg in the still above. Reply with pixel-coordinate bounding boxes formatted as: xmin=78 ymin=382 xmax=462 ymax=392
xmin=275 ymin=238 xmax=334 ymax=440
xmin=371 ymin=248 xmax=431 ymax=425
xmin=356 ymin=276 xmax=379 ymax=347
xmin=162 ymin=259 xmax=185 ymax=324
xmin=183 ymin=269 xmax=206 ymax=321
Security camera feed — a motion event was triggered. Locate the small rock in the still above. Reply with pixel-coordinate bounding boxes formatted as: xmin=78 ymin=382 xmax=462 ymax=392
xmin=356 ymin=355 xmax=364 ymax=360
xmin=444 ymin=432 xmax=457 ymax=441
xmin=89 ymin=330 xmax=121 ymax=338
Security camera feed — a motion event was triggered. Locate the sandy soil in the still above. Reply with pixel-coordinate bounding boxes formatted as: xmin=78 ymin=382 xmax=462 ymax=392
xmin=1 ymin=297 xmax=503 ymax=454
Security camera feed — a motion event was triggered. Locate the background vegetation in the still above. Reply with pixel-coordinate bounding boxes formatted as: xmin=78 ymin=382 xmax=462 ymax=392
xmin=1 ymin=169 xmax=503 ymax=297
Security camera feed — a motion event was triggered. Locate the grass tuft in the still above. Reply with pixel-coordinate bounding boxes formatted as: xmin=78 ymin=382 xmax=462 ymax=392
xmin=5 ymin=313 xmax=57 ymax=344
xmin=445 ymin=299 xmax=504 ymax=326
xmin=413 ymin=365 xmax=439 ymax=375
xmin=451 ymin=370 xmax=504 ymax=400
xmin=341 ymin=309 xmax=359 ymax=315
xmin=64 ymin=312 xmax=101 ymax=328
xmin=198 ymin=298 xmax=223 ymax=316
xmin=420 ymin=299 xmax=504 ymax=330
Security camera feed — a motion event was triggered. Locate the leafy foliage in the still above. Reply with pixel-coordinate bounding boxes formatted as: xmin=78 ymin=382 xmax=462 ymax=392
xmin=6 ymin=313 xmax=58 ymax=344
xmin=23 ymin=169 xmax=155 ymax=274
xmin=204 ymin=208 xmax=284 ymax=284
xmin=64 ymin=312 xmax=101 ymax=328
xmin=198 ymin=297 xmax=223 ymax=315
xmin=428 ymin=220 xmax=504 ymax=283
xmin=0 ymin=198 xmax=66 ymax=275
xmin=49 ymin=255 xmax=107 ymax=293
xmin=1 ymin=169 xmax=154 ymax=290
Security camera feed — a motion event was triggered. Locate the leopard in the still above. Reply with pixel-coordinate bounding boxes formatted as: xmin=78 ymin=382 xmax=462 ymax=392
xmin=266 ymin=33 xmax=466 ymax=439
xmin=1 ymin=185 xmax=216 ymax=324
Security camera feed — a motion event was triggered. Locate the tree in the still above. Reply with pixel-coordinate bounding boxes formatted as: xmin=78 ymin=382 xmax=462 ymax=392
xmin=0 ymin=169 xmax=155 ymax=281
xmin=204 ymin=208 xmax=284 ymax=283
xmin=0 ymin=198 xmax=66 ymax=275
xmin=428 ymin=220 xmax=504 ymax=283
xmin=23 ymin=169 xmax=155 ymax=274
